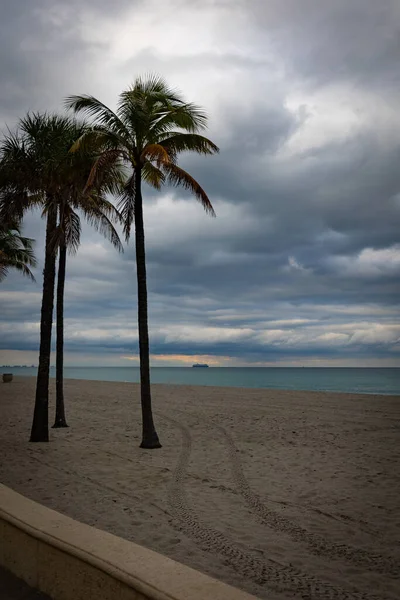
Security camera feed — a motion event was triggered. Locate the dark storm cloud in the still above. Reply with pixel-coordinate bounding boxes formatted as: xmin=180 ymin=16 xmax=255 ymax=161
xmin=0 ymin=0 xmax=399 ymax=365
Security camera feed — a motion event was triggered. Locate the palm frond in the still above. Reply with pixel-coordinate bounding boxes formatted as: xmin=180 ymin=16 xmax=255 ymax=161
xmin=117 ymin=173 xmax=136 ymax=241
xmin=63 ymin=208 xmax=81 ymax=255
xmin=92 ymin=163 xmax=127 ymax=197
xmin=0 ymin=188 xmax=43 ymax=225
xmin=20 ymin=112 xmax=73 ymax=137
xmin=141 ymin=143 xmax=171 ymax=166
xmin=81 ymin=193 xmax=123 ymax=225
xmin=129 ymin=74 xmax=180 ymax=99
xmin=0 ymin=222 xmax=37 ymax=282
xmin=141 ymin=162 xmax=165 ymax=190
xmin=65 ymin=95 xmax=130 ymax=141
xmin=84 ymin=207 xmax=123 ymax=252
xmin=16 ymin=262 xmax=36 ymax=281
xmin=19 ymin=236 xmax=37 ymax=263
xmin=0 ymin=126 xmax=44 ymax=219
xmin=69 ymin=126 xmax=126 ymax=156
xmin=0 ymin=231 xmax=36 ymax=262
xmin=84 ymin=149 xmax=123 ymax=192
xmin=159 ymin=133 xmax=219 ymax=156
xmin=11 ymin=245 xmax=37 ymax=267
xmin=162 ymin=163 xmax=216 ymax=216
xmin=1 ymin=258 xmax=36 ymax=282
xmin=0 ymin=132 xmax=29 ymax=184
xmin=119 ymin=75 xmax=183 ymax=116
xmin=149 ymin=103 xmax=208 ymax=137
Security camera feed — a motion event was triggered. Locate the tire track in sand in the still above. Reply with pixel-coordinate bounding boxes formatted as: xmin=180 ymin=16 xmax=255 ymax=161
xmin=161 ymin=413 xmax=381 ymax=600
xmin=217 ymin=425 xmax=399 ymax=579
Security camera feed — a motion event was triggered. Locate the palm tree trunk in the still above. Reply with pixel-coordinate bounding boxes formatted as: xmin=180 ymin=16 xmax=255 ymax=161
xmin=52 ymin=241 xmax=68 ymax=428
xmin=134 ymin=168 xmax=161 ymax=449
xmin=30 ymin=206 xmax=57 ymax=442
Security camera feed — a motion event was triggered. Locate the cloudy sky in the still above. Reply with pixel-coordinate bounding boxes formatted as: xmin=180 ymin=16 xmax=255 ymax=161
xmin=1 ymin=0 xmax=399 ymax=367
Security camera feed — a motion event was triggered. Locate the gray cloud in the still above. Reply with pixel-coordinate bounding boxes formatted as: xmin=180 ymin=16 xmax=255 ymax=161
xmin=0 ymin=0 xmax=399 ymax=366
xmin=244 ymin=0 xmax=400 ymax=90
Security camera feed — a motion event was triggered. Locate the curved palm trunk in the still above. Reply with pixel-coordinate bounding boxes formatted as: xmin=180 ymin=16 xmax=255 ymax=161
xmin=134 ymin=169 xmax=161 ymax=449
xmin=30 ymin=206 xmax=57 ymax=442
xmin=52 ymin=242 xmax=68 ymax=428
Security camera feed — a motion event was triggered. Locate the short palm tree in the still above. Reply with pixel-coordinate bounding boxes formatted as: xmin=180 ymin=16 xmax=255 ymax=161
xmin=66 ymin=75 xmax=219 ymax=448
xmin=51 ymin=151 xmax=123 ymax=429
xmin=0 ymin=220 xmax=36 ymax=282
xmin=0 ymin=113 xmax=123 ymax=441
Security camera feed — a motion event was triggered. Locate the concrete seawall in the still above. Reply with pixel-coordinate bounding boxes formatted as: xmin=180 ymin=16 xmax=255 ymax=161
xmin=0 ymin=484 xmax=258 ymax=600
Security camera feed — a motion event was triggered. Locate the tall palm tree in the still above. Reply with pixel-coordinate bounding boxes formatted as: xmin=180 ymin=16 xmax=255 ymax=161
xmin=66 ymin=75 xmax=219 ymax=448
xmin=0 ymin=114 xmax=123 ymax=441
xmin=0 ymin=220 xmax=37 ymax=282
xmin=0 ymin=115 xmax=67 ymax=441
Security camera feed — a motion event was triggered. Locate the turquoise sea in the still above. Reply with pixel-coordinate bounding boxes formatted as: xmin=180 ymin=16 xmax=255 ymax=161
xmin=1 ymin=366 xmax=399 ymax=395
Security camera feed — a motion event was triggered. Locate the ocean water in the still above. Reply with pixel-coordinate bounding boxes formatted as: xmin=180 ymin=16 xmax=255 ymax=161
xmin=1 ymin=366 xmax=399 ymax=395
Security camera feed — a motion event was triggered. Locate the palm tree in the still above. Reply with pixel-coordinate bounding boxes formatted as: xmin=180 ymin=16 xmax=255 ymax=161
xmin=0 ymin=115 xmax=65 ymax=441
xmin=0 ymin=220 xmax=37 ymax=282
xmin=52 ymin=156 xmax=123 ymax=429
xmin=0 ymin=114 xmax=123 ymax=440
xmin=66 ymin=75 xmax=219 ymax=448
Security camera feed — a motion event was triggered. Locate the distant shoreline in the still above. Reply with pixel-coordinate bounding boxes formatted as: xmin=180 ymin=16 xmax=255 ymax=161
xmin=2 ymin=365 xmax=399 ymax=369
xmin=2 ymin=374 xmax=399 ymax=397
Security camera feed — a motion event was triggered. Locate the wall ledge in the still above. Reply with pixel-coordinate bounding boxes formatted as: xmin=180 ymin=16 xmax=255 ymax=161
xmin=0 ymin=484 xmax=259 ymax=600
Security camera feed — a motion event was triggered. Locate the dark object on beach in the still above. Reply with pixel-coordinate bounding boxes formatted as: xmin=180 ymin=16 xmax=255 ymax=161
xmin=2 ymin=373 xmax=13 ymax=383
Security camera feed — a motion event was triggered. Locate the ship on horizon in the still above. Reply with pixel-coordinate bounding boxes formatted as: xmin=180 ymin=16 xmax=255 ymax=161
xmin=192 ymin=363 xmax=209 ymax=368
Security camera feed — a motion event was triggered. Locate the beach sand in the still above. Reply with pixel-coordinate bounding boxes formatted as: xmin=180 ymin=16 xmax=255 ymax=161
xmin=0 ymin=377 xmax=399 ymax=600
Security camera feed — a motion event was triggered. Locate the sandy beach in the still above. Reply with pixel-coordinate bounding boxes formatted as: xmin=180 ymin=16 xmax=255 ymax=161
xmin=0 ymin=377 xmax=399 ymax=600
